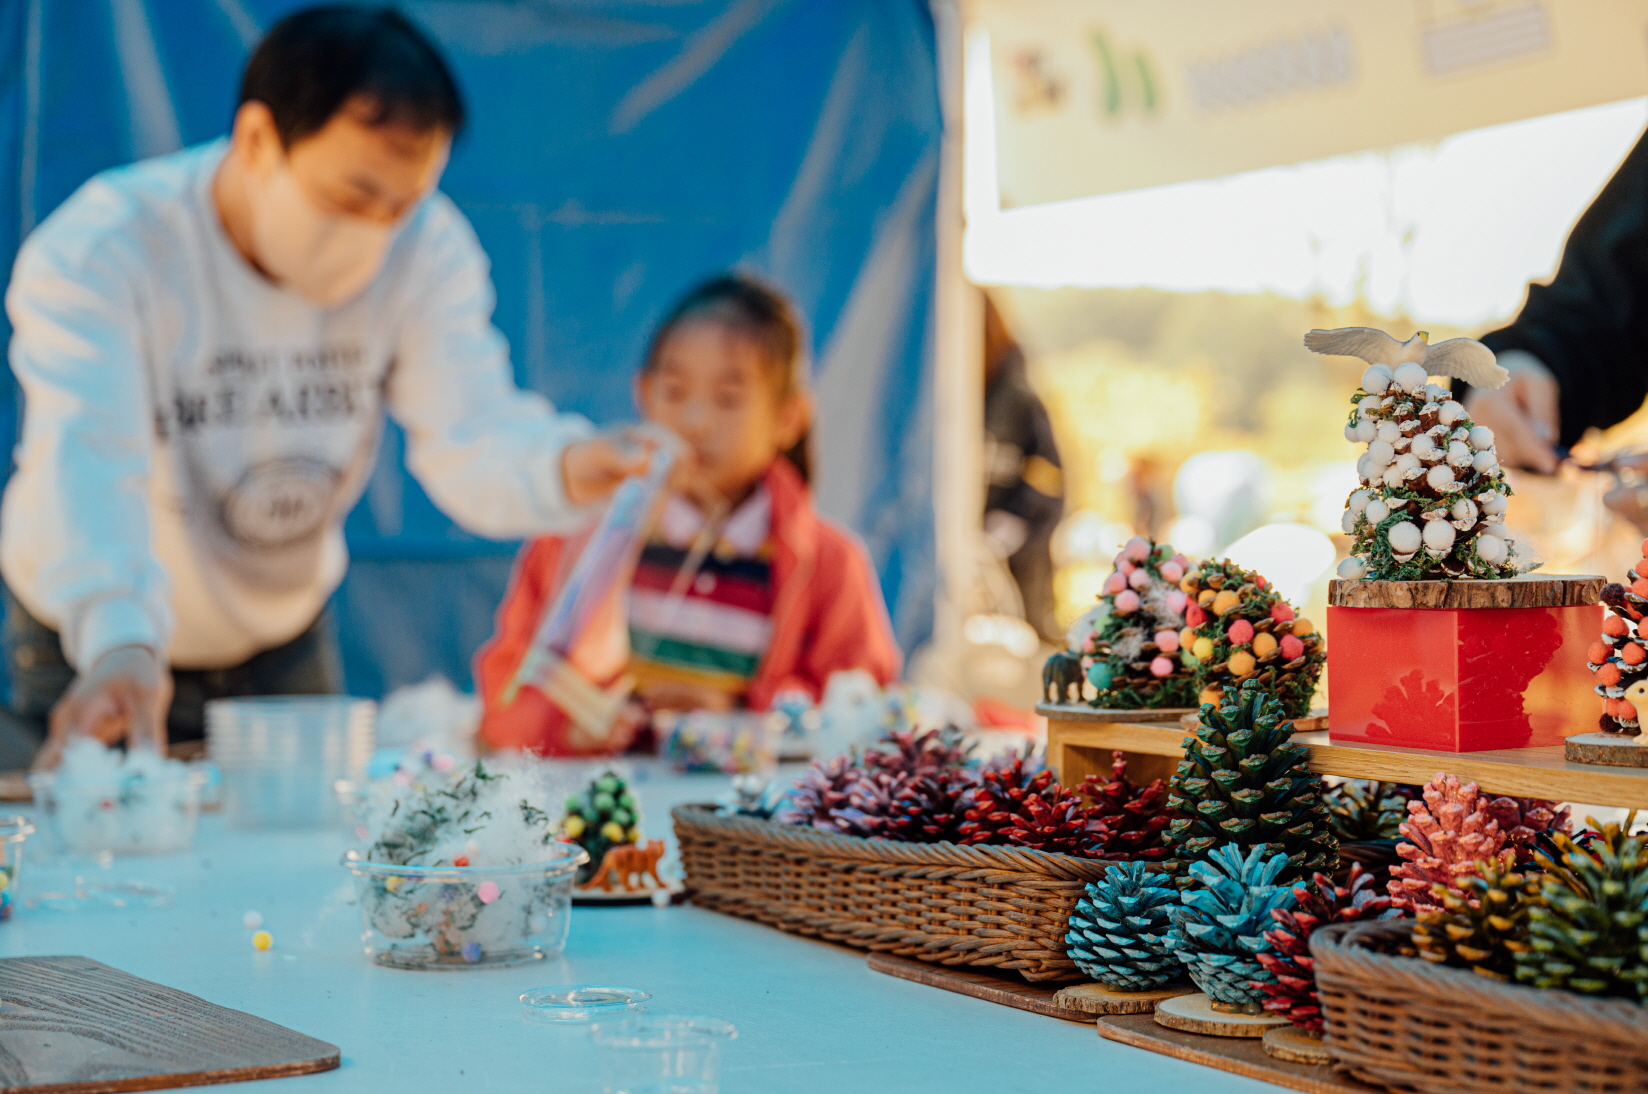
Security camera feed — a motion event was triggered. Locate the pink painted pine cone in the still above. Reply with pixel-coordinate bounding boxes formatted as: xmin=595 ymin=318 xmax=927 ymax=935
xmin=1386 ymin=773 xmax=1513 ymax=913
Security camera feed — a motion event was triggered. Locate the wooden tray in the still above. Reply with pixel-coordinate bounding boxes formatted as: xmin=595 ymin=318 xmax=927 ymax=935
xmin=0 ymin=955 xmax=339 ymax=1093
xmin=865 ymin=953 xmax=1093 ymax=1023
xmin=1098 ymin=1013 xmax=1380 ymax=1094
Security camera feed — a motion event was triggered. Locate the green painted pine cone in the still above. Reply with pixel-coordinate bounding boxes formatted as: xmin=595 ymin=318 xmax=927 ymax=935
xmin=1515 ymin=822 xmax=1648 ymax=998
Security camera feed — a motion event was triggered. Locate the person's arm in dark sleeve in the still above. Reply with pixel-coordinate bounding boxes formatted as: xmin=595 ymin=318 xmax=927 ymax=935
xmin=1480 ymin=127 xmax=1648 ymax=446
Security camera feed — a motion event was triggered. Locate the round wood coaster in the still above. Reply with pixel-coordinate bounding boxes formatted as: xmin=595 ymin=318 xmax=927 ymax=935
xmin=1564 ymin=732 xmax=1648 ymax=767
xmin=1262 ymin=1025 xmax=1331 ymax=1064
xmin=1153 ymin=993 xmax=1287 ymax=1038
xmin=1051 ymin=980 xmax=1196 ymax=1015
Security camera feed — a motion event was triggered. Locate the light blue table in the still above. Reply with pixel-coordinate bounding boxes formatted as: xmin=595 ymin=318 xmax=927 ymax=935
xmin=0 ymin=766 xmax=1280 ymax=1093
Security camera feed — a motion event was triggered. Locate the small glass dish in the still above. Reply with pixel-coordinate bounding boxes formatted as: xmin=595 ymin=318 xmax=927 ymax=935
xmin=0 ymin=816 xmax=35 ymax=920
xmin=341 ymin=845 xmax=588 ymax=970
xmin=28 ymin=768 xmax=206 ymax=855
xmin=520 ymin=985 xmax=651 ymax=1024
xmin=590 ymin=1015 xmax=737 ymax=1094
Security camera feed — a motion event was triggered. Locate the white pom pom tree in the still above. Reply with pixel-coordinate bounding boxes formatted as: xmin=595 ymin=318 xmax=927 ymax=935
xmin=1336 ymin=362 xmax=1520 ymax=581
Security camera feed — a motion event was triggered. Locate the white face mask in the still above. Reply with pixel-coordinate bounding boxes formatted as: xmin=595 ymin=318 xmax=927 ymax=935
xmin=245 ymin=155 xmax=399 ymax=307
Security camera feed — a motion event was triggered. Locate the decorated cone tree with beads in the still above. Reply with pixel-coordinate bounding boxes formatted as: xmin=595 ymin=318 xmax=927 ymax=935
xmin=1166 ymin=845 xmax=1299 ymax=1010
xmin=1334 ymin=361 xmax=1520 ymax=581
xmin=1252 ymin=864 xmax=1398 ymax=1031
xmin=1386 ymin=773 xmax=1518 ymax=913
xmin=1065 ymin=861 xmax=1183 ymax=991
xmin=1075 ymin=537 xmax=1197 ymax=709
xmin=1588 ymin=563 xmax=1648 ymax=735
xmin=1178 ymin=559 xmax=1323 ymax=717
xmin=1413 ymin=863 xmax=1537 ymax=981
xmin=1165 ymin=681 xmax=1338 ymax=886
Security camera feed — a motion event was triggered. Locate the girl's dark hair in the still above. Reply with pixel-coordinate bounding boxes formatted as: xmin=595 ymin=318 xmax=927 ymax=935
xmin=240 ymin=6 xmax=465 ymax=148
xmin=643 ymin=274 xmax=812 ymax=482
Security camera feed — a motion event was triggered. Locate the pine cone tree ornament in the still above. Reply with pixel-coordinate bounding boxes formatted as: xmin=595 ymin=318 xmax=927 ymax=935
xmin=1066 ymin=861 xmax=1182 ymax=990
xmin=1252 ymin=865 xmax=1398 ymax=1031
xmin=1516 ymin=821 xmax=1648 ymax=998
xmin=1164 ymin=681 xmax=1338 ymax=885
xmin=1330 ymin=353 xmax=1520 ymax=582
xmin=558 ymin=769 xmax=644 ymax=884
xmin=1589 ymin=572 xmax=1648 ymax=735
xmin=958 ymin=755 xmax=1099 ymax=856
xmin=1179 ymin=559 xmax=1323 ymax=716
xmin=1166 ymin=844 xmax=1298 ymax=1009
xmin=1413 ymin=863 xmax=1537 ymax=981
xmin=1386 ymin=773 xmax=1514 ymax=913
xmin=1080 ymin=536 xmax=1198 ymax=709
xmin=1078 ymin=751 xmax=1174 ymax=861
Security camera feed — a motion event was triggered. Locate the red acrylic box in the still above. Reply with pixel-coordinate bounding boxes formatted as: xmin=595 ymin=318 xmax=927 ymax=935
xmin=1326 ymin=576 xmax=1603 ymax=752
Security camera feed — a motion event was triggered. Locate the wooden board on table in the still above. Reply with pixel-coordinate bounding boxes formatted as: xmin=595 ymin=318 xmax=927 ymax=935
xmin=1327 ymin=574 xmax=1603 ymax=609
xmin=1098 ymin=1013 xmax=1381 ymax=1094
xmin=1046 ymin=715 xmax=1648 ymax=809
xmin=0 ymin=955 xmax=339 ymax=1094
xmin=865 ymin=953 xmax=1093 ymax=1024
xmin=1034 ymin=704 xmax=1194 ymax=723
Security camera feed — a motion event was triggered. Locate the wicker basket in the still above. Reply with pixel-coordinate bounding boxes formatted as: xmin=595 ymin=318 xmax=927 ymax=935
xmin=1313 ymin=919 xmax=1648 ymax=1094
xmin=671 ymin=804 xmax=1113 ymax=981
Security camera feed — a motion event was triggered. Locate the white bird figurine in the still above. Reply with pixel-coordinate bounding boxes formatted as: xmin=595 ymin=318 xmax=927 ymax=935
xmin=1304 ymin=328 xmax=1508 ymax=390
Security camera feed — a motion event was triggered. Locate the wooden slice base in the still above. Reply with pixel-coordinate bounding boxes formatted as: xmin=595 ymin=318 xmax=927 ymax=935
xmin=864 ymin=953 xmax=1093 ymax=1023
xmin=1263 ymin=1025 xmax=1331 ymax=1064
xmin=1154 ymin=993 xmax=1288 ymax=1038
xmin=1051 ymin=980 xmax=1196 ymax=1015
xmin=1564 ymin=732 xmax=1648 ymax=767
xmin=1100 ymin=1014 xmax=1379 ymax=1094
xmin=1181 ymin=709 xmax=1328 ymax=733
xmin=1328 ymin=575 xmax=1604 ymax=609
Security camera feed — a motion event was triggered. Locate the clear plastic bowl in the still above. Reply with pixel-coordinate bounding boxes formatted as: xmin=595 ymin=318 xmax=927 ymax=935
xmin=590 ymin=1015 xmax=737 ymax=1094
xmin=0 ymin=816 xmax=35 ymax=919
xmin=208 ymin=696 xmax=374 ymax=828
xmin=342 ymin=845 xmax=588 ymax=970
xmin=28 ymin=768 xmax=205 ymax=855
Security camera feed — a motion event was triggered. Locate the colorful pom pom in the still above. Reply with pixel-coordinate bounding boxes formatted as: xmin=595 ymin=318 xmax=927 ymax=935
xmin=1227 ymin=619 xmax=1255 ymax=645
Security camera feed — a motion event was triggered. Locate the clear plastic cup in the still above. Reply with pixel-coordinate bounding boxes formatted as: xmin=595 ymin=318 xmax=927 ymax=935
xmin=0 ymin=816 xmax=35 ymax=919
xmin=207 ymin=697 xmax=374 ymax=828
xmin=590 ymin=1015 xmax=737 ymax=1094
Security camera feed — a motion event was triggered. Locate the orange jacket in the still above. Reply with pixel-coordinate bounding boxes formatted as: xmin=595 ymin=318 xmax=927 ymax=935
xmin=475 ymin=458 xmax=901 ymax=755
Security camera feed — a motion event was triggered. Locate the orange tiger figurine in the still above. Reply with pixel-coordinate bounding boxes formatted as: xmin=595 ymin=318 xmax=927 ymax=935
xmin=583 ymin=840 xmax=666 ymax=892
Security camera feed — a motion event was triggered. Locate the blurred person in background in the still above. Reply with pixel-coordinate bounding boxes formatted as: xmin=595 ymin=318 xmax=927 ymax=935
xmin=982 ymin=295 xmax=1063 ymax=643
xmin=1467 ymin=128 xmax=1648 ymax=483
xmin=0 ymin=6 xmax=645 ymax=769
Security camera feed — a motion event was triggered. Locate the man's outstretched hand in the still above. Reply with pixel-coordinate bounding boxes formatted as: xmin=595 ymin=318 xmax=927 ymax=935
xmin=35 ymin=645 xmax=171 ymax=769
xmin=1463 ymin=349 xmax=1561 ymax=474
xmin=560 ymin=432 xmax=657 ymax=507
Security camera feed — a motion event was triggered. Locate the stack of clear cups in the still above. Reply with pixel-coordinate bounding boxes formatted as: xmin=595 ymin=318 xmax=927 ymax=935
xmin=206 ymin=696 xmax=374 ymax=828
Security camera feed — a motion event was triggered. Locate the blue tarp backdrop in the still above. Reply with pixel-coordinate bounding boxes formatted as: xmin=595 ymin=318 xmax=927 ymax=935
xmin=0 ymin=0 xmax=940 ymax=697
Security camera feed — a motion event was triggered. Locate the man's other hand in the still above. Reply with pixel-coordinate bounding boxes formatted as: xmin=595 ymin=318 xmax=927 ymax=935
xmin=36 ymin=645 xmax=171 ymax=768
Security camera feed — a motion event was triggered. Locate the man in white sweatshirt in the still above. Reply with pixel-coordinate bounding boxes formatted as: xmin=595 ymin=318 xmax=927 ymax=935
xmin=1 ymin=6 xmax=643 ymax=766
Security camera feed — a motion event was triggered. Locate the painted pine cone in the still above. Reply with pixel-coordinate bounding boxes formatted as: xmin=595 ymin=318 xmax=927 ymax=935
xmin=1166 ymin=844 xmax=1297 ymax=1006
xmin=1066 ymin=861 xmax=1180 ymax=991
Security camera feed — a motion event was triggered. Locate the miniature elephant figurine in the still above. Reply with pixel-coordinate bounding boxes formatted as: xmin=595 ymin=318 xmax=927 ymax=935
xmin=1042 ymin=650 xmax=1085 ymax=705
xmin=584 ymin=839 xmax=666 ymax=892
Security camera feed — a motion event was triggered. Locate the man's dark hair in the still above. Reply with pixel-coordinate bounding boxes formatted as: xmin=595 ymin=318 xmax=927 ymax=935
xmin=240 ymin=5 xmax=464 ymax=147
